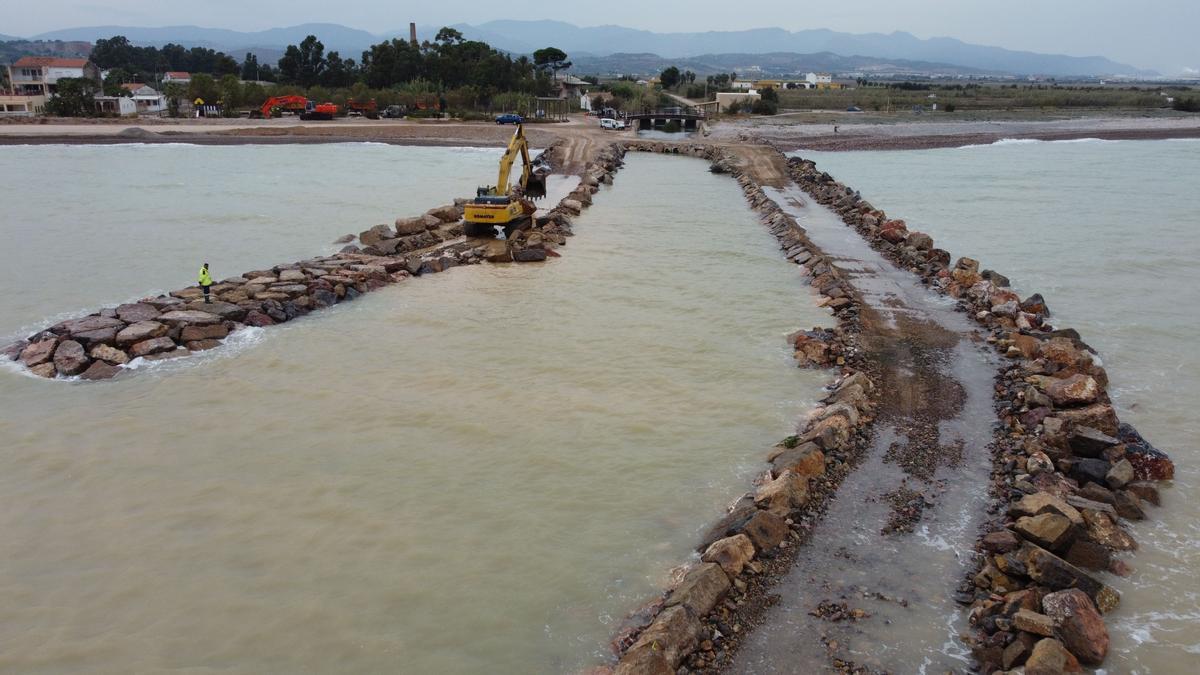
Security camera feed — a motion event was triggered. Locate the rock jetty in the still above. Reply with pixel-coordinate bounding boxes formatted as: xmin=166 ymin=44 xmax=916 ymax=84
xmin=0 ymin=141 xmax=634 ymax=382
xmin=606 ymin=143 xmax=878 ymax=675
xmin=785 ymin=155 xmax=1173 ymax=673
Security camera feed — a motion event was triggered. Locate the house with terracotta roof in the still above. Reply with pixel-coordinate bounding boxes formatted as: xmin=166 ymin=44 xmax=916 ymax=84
xmin=162 ymin=71 xmax=191 ymax=85
xmin=7 ymin=57 xmax=100 ymax=97
xmin=2 ymin=56 xmax=100 ymax=115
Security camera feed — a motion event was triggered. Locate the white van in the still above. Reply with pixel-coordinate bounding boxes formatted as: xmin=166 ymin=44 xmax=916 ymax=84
xmin=600 ymin=117 xmax=627 ymax=130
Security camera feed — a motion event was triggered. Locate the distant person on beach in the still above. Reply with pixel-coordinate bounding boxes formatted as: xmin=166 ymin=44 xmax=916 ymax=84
xmin=198 ymin=263 xmax=213 ymax=304
xmin=834 ymin=125 xmax=839 ymax=134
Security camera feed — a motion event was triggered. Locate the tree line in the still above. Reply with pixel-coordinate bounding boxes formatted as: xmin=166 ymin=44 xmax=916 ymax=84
xmin=86 ymin=29 xmax=565 ymax=102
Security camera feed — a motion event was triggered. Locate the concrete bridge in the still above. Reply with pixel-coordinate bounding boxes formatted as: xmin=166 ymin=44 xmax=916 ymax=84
xmin=626 ymin=106 xmax=708 ymax=130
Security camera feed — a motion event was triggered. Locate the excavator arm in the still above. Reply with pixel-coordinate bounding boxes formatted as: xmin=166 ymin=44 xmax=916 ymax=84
xmin=494 ymin=124 xmax=533 ymax=195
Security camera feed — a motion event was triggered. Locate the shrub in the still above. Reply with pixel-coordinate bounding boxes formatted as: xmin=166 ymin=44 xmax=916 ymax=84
xmin=751 ymin=98 xmax=778 ymax=115
xmin=1174 ymin=96 xmax=1200 ymax=112
xmin=944 ymin=103 xmax=957 ymax=113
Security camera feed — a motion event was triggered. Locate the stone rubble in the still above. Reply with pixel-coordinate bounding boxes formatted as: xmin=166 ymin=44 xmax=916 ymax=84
xmin=785 ymin=155 xmax=1174 ymax=674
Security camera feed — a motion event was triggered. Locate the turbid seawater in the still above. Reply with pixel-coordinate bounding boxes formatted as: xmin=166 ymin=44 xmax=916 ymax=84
xmin=803 ymin=138 xmax=1200 ymax=673
xmin=0 ymin=147 xmax=830 ymax=673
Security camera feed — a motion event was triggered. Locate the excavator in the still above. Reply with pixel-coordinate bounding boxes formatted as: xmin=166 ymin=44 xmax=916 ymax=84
xmin=256 ymin=95 xmax=338 ymax=120
xmin=463 ymin=123 xmax=547 ymax=237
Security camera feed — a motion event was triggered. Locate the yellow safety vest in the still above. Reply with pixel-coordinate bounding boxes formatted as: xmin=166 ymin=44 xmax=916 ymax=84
xmin=198 ymin=267 xmax=213 ymax=286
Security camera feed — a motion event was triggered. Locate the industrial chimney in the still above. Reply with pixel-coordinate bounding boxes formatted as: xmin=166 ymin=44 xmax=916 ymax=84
xmin=410 ymin=23 xmax=418 ymax=47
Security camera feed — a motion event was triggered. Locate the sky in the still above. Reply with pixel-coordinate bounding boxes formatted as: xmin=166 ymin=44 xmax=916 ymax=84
xmin=7 ymin=0 xmax=1199 ymax=74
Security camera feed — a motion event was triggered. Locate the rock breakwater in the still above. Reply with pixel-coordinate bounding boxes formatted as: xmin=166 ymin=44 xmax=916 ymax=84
xmin=1 ymin=142 xmax=630 ymax=382
xmin=606 ymin=142 xmax=880 ymax=675
xmin=786 ymin=155 xmax=1174 ymax=673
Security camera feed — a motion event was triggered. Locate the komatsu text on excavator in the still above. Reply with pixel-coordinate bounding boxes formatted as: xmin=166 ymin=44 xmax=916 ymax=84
xmin=463 ymin=124 xmax=547 ymax=237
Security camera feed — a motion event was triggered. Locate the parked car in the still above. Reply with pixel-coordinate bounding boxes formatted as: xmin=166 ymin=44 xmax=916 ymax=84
xmin=382 ymin=105 xmax=405 ymax=118
xmin=495 ymin=113 xmax=523 ymax=125
xmin=846 ymin=106 xmax=863 ymax=112
xmin=600 ymin=118 xmax=627 ymax=130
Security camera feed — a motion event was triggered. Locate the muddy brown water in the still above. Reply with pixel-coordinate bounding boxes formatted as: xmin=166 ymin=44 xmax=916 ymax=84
xmin=725 ymin=188 xmax=999 ymax=673
xmin=0 ymin=148 xmax=834 ymax=673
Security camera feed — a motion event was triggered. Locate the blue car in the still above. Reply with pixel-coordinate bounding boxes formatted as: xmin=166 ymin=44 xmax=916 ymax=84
xmin=495 ymin=113 xmax=523 ymax=125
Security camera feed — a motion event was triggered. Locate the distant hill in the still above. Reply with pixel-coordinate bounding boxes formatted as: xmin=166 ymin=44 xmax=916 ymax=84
xmin=452 ymin=20 xmax=1152 ymax=78
xmin=1 ymin=39 xmax=93 ymax=65
xmin=32 ymin=23 xmax=378 ymax=58
xmin=571 ymin=51 xmax=996 ymax=78
xmin=23 ymin=21 xmax=1153 ymax=78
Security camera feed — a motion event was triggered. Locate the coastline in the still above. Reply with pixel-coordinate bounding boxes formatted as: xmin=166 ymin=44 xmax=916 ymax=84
xmin=1 ymin=114 xmax=1198 ymax=151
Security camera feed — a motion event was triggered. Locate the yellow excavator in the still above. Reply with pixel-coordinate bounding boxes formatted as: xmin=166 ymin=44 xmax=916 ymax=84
xmin=463 ymin=123 xmax=547 ymax=237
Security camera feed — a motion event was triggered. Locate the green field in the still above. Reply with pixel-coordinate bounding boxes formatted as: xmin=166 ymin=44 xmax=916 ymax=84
xmin=776 ymin=83 xmax=1197 ymax=113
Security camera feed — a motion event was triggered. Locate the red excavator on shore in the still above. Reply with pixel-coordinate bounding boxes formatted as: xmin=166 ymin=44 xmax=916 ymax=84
xmin=256 ymin=95 xmax=338 ymax=120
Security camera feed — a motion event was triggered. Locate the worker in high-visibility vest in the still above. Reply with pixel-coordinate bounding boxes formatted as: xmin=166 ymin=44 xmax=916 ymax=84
xmin=198 ymin=263 xmax=213 ymax=304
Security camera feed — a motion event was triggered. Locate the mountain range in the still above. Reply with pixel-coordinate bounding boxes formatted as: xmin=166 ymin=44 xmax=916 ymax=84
xmin=14 ymin=20 xmax=1153 ymax=78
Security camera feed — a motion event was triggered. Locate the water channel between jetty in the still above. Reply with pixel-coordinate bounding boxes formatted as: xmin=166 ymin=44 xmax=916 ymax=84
xmin=0 ymin=149 xmax=832 ymax=673
xmin=728 ymin=187 xmax=999 ymax=673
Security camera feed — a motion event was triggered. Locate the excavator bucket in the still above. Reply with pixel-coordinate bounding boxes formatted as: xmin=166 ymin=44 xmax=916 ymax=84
xmin=525 ymin=173 xmax=547 ymax=200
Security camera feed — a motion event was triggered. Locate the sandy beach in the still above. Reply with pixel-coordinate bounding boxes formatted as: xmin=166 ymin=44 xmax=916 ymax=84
xmin=2 ymin=113 xmax=1199 ymax=151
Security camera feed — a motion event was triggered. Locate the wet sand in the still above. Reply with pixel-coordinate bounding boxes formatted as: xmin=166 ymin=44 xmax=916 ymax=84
xmin=4 ymin=113 xmax=1200 ymax=152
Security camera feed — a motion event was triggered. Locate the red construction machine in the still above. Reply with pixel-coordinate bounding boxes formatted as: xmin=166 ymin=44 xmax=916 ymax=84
xmin=256 ymin=95 xmax=339 ymax=120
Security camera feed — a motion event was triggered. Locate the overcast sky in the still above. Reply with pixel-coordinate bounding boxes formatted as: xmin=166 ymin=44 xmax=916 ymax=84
xmin=8 ymin=0 xmax=1198 ymax=73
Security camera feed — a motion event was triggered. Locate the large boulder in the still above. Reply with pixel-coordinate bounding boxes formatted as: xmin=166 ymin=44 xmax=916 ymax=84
xmin=1057 ymin=404 xmax=1120 ymax=437
xmin=1014 ymin=513 xmax=1075 ymax=552
xmin=184 ymin=300 xmax=246 ymax=321
xmin=359 ymin=224 xmax=396 ymax=246
xmin=52 ymin=340 xmax=89 ymax=376
xmin=1045 ymin=374 xmax=1102 ymax=407
xmin=426 ymin=204 xmax=463 ymax=222
xmin=1042 ymin=589 xmax=1108 ymax=665
xmin=617 ymin=605 xmax=700 ymax=673
xmin=116 ymin=321 xmax=168 ymax=346
xmin=80 ymin=360 xmax=121 ymax=381
xmin=180 ymin=324 xmax=229 ymax=342
xmin=701 ymin=534 xmax=755 ymax=577
xmin=739 ymin=510 xmax=788 ymax=551
xmin=56 ymin=315 xmax=124 ymax=337
xmin=1025 ymin=638 xmax=1082 ymax=675
xmin=1023 ymin=544 xmax=1120 ymax=613
xmin=157 ymin=310 xmax=222 ymax=327
xmin=19 ymin=338 xmax=58 ymax=367
xmin=115 ymin=303 xmax=161 ymax=323
xmin=89 ymin=344 xmax=129 ymax=365
xmin=665 ymin=562 xmax=730 ymax=616
xmin=753 ymin=470 xmax=809 ymax=515
xmin=128 ymin=336 xmax=177 ymax=358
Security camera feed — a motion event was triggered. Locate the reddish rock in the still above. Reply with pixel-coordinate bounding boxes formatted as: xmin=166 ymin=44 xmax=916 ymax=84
xmin=116 ymin=321 xmax=168 ymax=346
xmin=1023 ymin=544 xmax=1120 ymax=613
xmin=80 ymin=360 xmax=121 ymax=381
xmin=20 ymin=338 xmax=58 ymax=367
xmin=701 ymin=534 xmax=755 ymax=577
xmin=52 ymin=339 xmax=90 ymax=376
xmin=981 ymin=529 xmax=1020 ymax=553
xmin=619 ymin=605 xmax=700 ymax=672
xmin=740 ymin=510 xmax=788 ymax=551
xmin=29 ymin=362 xmax=57 ymax=378
xmin=128 ymin=337 xmax=177 ymax=358
xmin=243 ymin=310 xmax=276 ymax=327
xmin=1125 ymin=481 xmax=1160 ymax=506
xmin=57 ymin=315 xmax=124 ymax=336
xmin=1081 ymin=509 xmax=1137 ymax=551
xmin=180 ymin=324 xmax=229 ymax=342
xmin=753 ymin=470 xmax=809 ymax=515
xmin=1057 ymin=403 xmax=1120 ymax=437
xmin=1012 ymin=609 xmax=1056 ymax=637
xmin=185 ymin=339 xmax=222 ymax=351
xmin=1015 ymin=513 xmax=1075 ymax=552
xmin=1026 ymin=638 xmax=1082 ymax=674
xmin=1042 ymin=589 xmax=1108 ymax=665
xmin=665 ymin=563 xmax=730 ymax=616
xmin=1044 ymin=374 xmax=1102 ymax=407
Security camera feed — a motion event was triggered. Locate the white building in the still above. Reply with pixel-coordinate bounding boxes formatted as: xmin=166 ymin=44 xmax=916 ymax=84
xmin=805 ymin=72 xmax=833 ymax=86
xmin=120 ymin=83 xmax=168 ymax=114
xmin=730 ymin=80 xmax=753 ymax=91
xmin=162 ymin=71 xmax=192 ymax=86
xmin=8 ymin=57 xmax=100 ymax=96
xmin=93 ymin=95 xmax=138 ymax=116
